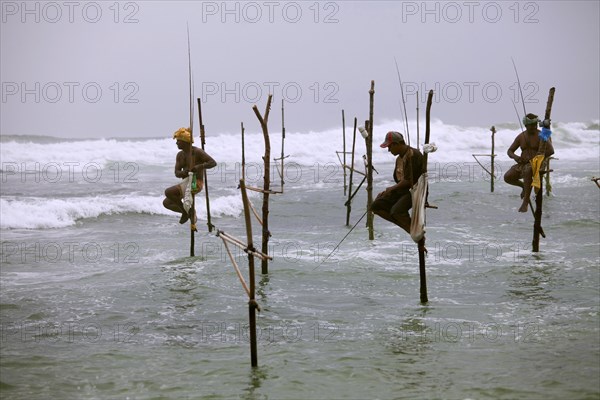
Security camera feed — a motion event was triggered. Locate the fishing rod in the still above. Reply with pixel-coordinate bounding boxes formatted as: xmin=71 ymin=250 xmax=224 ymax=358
xmin=511 ymin=57 xmax=527 ymax=117
xmin=315 ymin=210 xmax=368 ymax=269
xmin=394 ymin=57 xmax=411 ymax=147
xmin=512 ymin=100 xmax=524 ymax=132
xmin=187 ymin=23 xmax=197 ymax=255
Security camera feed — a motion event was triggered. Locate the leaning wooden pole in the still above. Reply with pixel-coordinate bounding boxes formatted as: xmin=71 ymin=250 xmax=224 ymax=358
xmin=366 ymin=81 xmax=375 ymax=240
xmin=346 ymin=118 xmax=357 ymax=226
xmin=532 ymin=87 xmax=555 ymax=253
xmin=240 ymin=179 xmax=259 ymax=367
xmin=418 ymin=90 xmax=434 ymax=304
xmin=252 ymin=94 xmax=273 ymax=274
xmin=197 ymin=98 xmax=214 ymax=232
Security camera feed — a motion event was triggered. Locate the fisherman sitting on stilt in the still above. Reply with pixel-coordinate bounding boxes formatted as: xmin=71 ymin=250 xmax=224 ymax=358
xmin=504 ymin=113 xmax=554 ymax=213
xmin=163 ymin=127 xmax=217 ymax=224
xmin=371 ymin=131 xmax=425 ymax=249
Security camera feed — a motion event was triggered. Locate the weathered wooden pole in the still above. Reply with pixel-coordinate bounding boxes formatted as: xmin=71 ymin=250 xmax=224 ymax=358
xmin=491 ymin=126 xmax=496 ymax=193
xmin=416 ymin=92 xmax=420 ymax=151
xmin=252 ymin=94 xmax=273 ymax=273
xmin=366 ymin=81 xmax=375 ymax=240
xmin=241 ymin=122 xmax=245 ymax=180
xmin=239 ymin=179 xmax=258 ymax=367
xmin=273 ymin=99 xmax=287 ymax=193
xmin=532 ymin=87 xmax=555 ymax=253
xmin=545 ymin=157 xmax=553 ymax=196
xmin=197 ymin=98 xmax=214 ymax=232
xmin=186 ymin=25 xmax=196 ymax=256
xmin=342 ymin=109 xmax=347 ymax=196
xmin=346 ymin=118 xmax=357 ymax=226
xmin=418 ymin=90 xmax=434 ymax=304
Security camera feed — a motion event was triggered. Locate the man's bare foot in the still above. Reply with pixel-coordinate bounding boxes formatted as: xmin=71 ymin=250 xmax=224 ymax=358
xmin=518 ymin=202 xmax=528 ymax=213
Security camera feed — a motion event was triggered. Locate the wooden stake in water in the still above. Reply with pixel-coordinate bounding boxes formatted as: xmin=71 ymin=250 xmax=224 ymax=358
xmin=240 ymin=179 xmax=258 ymax=367
xmin=252 ymin=95 xmax=273 ymax=274
xmin=532 ymin=87 xmax=555 ymax=253
xmin=418 ymin=89 xmax=434 ymax=304
xmin=197 ymin=98 xmax=214 ymax=232
xmin=346 ymin=118 xmax=357 ymax=226
xmin=342 ymin=109 xmax=347 ymax=196
xmin=186 ymin=24 xmax=196 ymax=256
xmin=366 ymin=81 xmax=375 ymax=241
xmin=491 ymin=126 xmax=496 ymax=193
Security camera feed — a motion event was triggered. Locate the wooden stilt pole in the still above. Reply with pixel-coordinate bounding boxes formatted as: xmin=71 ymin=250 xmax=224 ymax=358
xmin=366 ymin=81 xmax=375 ymax=241
xmin=418 ymin=90 xmax=434 ymax=304
xmin=342 ymin=110 xmax=347 ymax=196
xmin=416 ymin=92 xmax=420 ymax=151
xmin=532 ymin=87 xmax=555 ymax=253
xmin=186 ymin=24 xmax=196 ymax=257
xmin=252 ymin=95 xmax=273 ymax=274
xmin=241 ymin=122 xmax=245 ymax=180
xmin=532 ymin=178 xmax=544 ymax=253
xmin=545 ymin=157 xmax=553 ymax=196
xmin=278 ymin=99 xmax=286 ymax=192
xmin=240 ymin=179 xmax=258 ymax=367
xmin=346 ymin=118 xmax=357 ymax=226
xmin=491 ymin=126 xmax=496 ymax=193
xmin=197 ymin=98 xmax=214 ymax=232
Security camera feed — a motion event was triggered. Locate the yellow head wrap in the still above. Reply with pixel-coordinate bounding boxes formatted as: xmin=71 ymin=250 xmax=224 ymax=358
xmin=173 ymin=127 xmax=192 ymax=143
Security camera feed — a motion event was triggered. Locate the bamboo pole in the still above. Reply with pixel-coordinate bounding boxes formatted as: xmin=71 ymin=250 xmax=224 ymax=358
xmin=197 ymin=98 xmax=214 ymax=232
xmin=366 ymin=81 xmax=375 ymax=241
xmin=416 ymin=92 xmax=420 ymax=151
xmin=186 ymin=25 xmax=196 ymax=256
xmin=278 ymin=99 xmax=286 ymax=192
xmin=346 ymin=118 xmax=357 ymax=226
xmin=218 ymin=231 xmax=271 ymax=261
xmin=343 ymin=165 xmax=365 ymax=176
xmin=241 ymin=122 xmax=245 ymax=180
xmin=418 ymin=89 xmax=434 ymax=304
xmin=342 ymin=109 xmax=347 ymax=196
xmin=220 ymin=237 xmax=251 ymax=297
xmin=532 ymin=87 xmax=555 ymax=253
xmin=252 ymin=94 xmax=273 ymax=274
xmin=545 ymin=157 xmax=553 ymax=196
xmin=491 ymin=126 xmax=496 ymax=193
xmin=239 ymin=179 xmax=259 ymax=367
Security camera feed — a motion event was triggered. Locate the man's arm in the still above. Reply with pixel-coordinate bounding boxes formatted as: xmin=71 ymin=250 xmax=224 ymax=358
xmin=192 ymin=148 xmax=217 ymax=175
xmin=174 ymin=152 xmax=188 ymax=178
xmin=507 ymin=135 xmax=523 ymax=163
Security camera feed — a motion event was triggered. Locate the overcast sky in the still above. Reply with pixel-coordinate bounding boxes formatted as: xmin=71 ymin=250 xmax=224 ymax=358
xmin=1 ymin=0 xmax=599 ymax=138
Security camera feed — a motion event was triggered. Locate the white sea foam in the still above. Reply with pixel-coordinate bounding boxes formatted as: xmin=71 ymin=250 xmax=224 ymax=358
xmin=0 ymin=193 xmax=246 ymax=230
xmin=1 ymin=119 xmax=597 ymax=168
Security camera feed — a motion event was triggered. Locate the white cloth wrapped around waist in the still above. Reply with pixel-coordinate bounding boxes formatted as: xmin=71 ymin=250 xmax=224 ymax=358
xmin=179 ymin=172 xmax=204 ymax=213
xmin=410 ymin=173 xmax=428 ymax=243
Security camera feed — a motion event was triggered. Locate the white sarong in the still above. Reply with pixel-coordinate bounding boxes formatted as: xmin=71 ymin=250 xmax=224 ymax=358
xmin=410 ymin=173 xmax=428 ymax=243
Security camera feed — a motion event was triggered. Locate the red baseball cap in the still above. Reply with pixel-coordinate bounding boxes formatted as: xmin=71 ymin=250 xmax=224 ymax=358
xmin=380 ymin=131 xmax=405 ymax=148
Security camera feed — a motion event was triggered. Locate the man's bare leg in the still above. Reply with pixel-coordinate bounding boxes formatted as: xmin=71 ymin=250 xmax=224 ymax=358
xmin=164 ymin=186 xmax=189 ymax=223
xmin=519 ymin=168 xmax=534 ymax=213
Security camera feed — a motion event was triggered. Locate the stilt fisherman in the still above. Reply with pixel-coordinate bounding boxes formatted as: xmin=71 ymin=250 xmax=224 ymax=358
xmin=163 ymin=127 xmax=217 ymax=224
xmin=371 ymin=131 xmax=424 ymax=238
xmin=504 ymin=113 xmax=554 ymax=212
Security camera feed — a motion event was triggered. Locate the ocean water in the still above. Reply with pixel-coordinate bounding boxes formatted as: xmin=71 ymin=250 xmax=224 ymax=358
xmin=0 ymin=120 xmax=599 ymax=400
